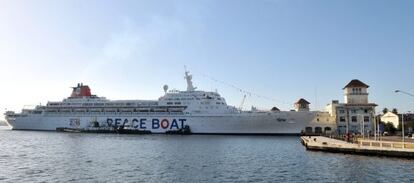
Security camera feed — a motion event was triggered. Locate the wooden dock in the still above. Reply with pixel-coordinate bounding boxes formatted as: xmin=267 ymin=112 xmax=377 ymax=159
xmin=301 ymin=136 xmax=414 ymax=158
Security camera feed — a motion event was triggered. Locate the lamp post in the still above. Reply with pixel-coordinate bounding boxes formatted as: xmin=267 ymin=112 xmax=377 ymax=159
xmin=402 ymin=113 xmax=405 ymax=144
xmin=394 ymin=90 xmax=412 ymax=143
xmin=395 ymin=90 xmax=414 ymax=98
xmin=373 ymin=114 xmax=376 ymax=140
xmin=357 ymin=114 xmax=365 ymax=139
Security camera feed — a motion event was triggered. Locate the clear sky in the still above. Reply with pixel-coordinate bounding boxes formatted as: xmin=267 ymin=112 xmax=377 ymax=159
xmin=1 ymin=0 xmax=414 ymax=119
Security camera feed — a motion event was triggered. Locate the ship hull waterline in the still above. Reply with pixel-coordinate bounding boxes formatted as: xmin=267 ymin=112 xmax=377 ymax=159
xmin=6 ymin=112 xmax=315 ymax=135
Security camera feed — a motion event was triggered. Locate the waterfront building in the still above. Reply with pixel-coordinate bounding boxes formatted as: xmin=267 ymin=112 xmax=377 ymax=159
xmin=381 ymin=112 xmax=399 ymax=129
xmin=381 ymin=112 xmax=414 ymax=133
xmin=309 ymin=80 xmax=377 ymax=135
xmin=305 ymin=111 xmax=337 ymax=134
xmin=301 ymin=98 xmax=337 ymax=134
xmin=335 ymin=80 xmax=377 ymax=134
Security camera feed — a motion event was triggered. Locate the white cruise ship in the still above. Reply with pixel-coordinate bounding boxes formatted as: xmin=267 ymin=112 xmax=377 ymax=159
xmin=5 ymin=70 xmax=316 ymax=135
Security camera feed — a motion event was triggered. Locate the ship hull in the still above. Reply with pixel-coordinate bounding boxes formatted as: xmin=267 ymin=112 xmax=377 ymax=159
xmin=6 ymin=112 xmax=315 ymax=135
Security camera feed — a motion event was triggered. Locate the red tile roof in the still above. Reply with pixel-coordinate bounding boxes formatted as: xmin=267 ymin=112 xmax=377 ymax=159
xmin=295 ymin=98 xmax=310 ymax=104
xmin=343 ymin=79 xmax=369 ymax=89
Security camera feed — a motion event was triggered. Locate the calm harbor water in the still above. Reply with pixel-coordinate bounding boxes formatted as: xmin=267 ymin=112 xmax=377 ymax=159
xmin=1 ymin=127 xmax=414 ymax=183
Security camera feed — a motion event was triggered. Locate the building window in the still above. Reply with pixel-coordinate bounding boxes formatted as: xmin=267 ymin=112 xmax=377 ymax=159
xmin=351 ymin=110 xmax=357 ymax=114
xmin=364 ymin=109 xmax=368 ymax=113
xmin=339 ymin=116 xmax=346 ymax=122
xmin=339 ymin=110 xmax=345 ymax=114
xmin=351 ymin=116 xmax=357 ymax=122
xmin=353 ymin=88 xmax=362 ymax=94
xmin=364 ymin=116 xmax=370 ymax=122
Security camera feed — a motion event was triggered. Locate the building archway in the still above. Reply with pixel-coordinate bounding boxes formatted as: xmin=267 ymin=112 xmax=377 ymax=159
xmin=315 ymin=127 xmax=323 ymax=134
xmin=305 ymin=127 xmax=313 ymax=133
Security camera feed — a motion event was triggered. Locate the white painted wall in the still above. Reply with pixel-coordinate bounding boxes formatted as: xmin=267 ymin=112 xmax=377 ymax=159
xmin=381 ymin=112 xmax=399 ymax=128
xmin=344 ymin=87 xmax=369 ymax=104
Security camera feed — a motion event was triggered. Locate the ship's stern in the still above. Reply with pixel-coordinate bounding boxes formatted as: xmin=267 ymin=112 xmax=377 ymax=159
xmin=4 ymin=111 xmax=16 ymax=129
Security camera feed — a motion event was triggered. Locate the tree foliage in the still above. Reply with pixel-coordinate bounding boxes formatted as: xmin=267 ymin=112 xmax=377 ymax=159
xmin=384 ymin=122 xmax=397 ymax=135
xmin=392 ymin=108 xmax=398 ymax=115
xmin=382 ymin=108 xmax=389 ymax=114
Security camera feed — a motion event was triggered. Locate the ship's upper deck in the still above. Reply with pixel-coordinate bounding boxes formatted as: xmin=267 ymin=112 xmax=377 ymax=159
xmin=34 ymin=70 xmax=238 ymax=115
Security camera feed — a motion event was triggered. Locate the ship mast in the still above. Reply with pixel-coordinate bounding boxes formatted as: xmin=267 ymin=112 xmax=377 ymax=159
xmin=184 ymin=66 xmax=196 ymax=91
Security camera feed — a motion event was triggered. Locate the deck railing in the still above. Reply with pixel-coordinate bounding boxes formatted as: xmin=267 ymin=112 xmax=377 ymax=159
xmin=358 ymin=139 xmax=414 ymax=149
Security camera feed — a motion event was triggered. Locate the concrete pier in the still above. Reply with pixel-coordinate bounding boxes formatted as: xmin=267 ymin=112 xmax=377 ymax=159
xmin=301 ymin=136 xmax=414 ymax=158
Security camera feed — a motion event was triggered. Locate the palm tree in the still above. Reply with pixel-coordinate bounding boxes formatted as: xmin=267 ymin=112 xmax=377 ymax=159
xmin=392 ymin=108 xmax=398 ymax=115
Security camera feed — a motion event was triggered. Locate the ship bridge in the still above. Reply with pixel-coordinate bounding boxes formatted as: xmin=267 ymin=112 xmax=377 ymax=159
xmin=158 ymin=69 xmax=238 ymax=114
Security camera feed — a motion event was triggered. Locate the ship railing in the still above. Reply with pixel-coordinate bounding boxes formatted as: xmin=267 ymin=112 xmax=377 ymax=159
xmin=44 ymin=111 xmax=185 ymax=116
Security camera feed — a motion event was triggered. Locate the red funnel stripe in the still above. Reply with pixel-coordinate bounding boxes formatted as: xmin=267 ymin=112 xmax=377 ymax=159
xmin=70 ymin=83 xmax=92 ymax=98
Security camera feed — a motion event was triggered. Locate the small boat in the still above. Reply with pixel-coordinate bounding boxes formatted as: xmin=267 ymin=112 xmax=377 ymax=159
xmin=166 ymin=125 xmax=191 ymax=135
xmin=56 ymin=127 xmax=82 ymax=133
xmin=116 ymin=128 xmax=152 ymax=134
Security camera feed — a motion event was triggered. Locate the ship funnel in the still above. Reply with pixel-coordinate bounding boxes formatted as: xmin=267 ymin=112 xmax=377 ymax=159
xmin=70 ymin=83 xmax=92 ymax=98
